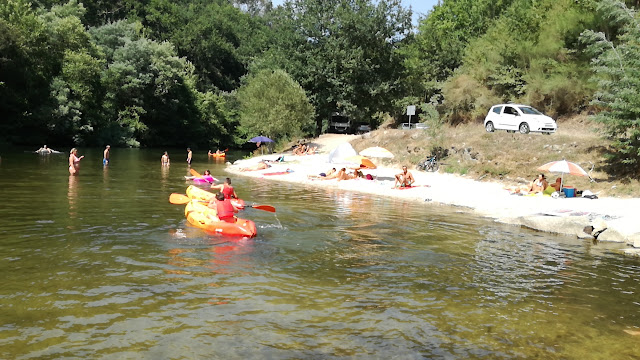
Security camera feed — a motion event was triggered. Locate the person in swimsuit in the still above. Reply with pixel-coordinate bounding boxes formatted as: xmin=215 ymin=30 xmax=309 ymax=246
xmin=103 ymin=145 xmax=110 ymax=166
xmin=161 ymin=151 xmax=170 ymax=166
xmin=529 ymin=173 xmax=548 ymax=194
xmin=68 ymin=148 xmax=84 ymax=175
xmin=37 ymin=145 xmax=52 ymax=154
xmin=186 ymin=148 xmax=192 ymax=165
xmin=395 ymin=165 xmax=415 ymax=187
xmin=210 ymin=177 xmax=238 ymax=199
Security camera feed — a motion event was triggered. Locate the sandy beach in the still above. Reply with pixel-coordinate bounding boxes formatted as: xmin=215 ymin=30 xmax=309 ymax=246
xmin=225 ymin=134 xmax=640 ymax=254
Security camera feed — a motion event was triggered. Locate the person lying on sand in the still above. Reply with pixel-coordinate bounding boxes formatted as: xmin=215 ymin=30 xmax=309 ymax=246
xmin=395 ymin=166 xmax=415 ymax=187
xmin=315 ymin=168 xmax=350 ymax=181
xmin=308 ymin=168 xmax=336 ymax=179
xmin=239 ymin=161 xmax=271 ymax=172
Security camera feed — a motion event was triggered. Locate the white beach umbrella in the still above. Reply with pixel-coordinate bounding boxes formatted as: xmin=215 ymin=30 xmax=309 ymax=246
xmin=359 ymin=146 xmax=394 ymax=159
xmin=328 ymin=143 xmax=357 ymax=163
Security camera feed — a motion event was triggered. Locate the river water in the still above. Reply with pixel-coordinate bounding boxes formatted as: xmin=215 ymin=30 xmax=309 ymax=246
xmin=0 ymin=148 xmax=639 ymax=359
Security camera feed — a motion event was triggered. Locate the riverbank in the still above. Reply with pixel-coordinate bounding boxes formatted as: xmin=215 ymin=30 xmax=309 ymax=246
xmin=226 ymin=135 xmax=640 ymax=255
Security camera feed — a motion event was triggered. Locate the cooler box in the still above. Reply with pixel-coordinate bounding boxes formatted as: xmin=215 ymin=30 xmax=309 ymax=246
xmin=562 ymin=186 xmax=575 ymax=198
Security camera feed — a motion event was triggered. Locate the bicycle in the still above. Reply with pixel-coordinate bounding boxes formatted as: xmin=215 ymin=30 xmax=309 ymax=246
xmin=417 ymin=155 xmax=439 ymax=172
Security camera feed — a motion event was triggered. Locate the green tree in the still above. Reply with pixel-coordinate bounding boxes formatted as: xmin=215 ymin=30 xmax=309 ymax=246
xmin=259 ymin=0 xmax=411 ymax=133
xmin=236 ymin=69 xmax=315 ymax=141
xmin=582 ymin=0 xmax=640 ymax=176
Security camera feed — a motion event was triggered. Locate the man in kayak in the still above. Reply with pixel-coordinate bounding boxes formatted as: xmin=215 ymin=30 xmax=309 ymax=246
xmin=209 ymin=192 xmax=238 ymax=223
xmin=210 ymin=177 xmax=238 ymax=199
xmin=103 ymin=145 xmax=110 ymax=166
xmin=186 ymin=148 xmax=192 ymax=165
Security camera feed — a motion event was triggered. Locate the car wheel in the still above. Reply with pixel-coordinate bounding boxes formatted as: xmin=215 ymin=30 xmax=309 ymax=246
xmin=485 ymin=122 xmax=495 ymax=133
xmin=543 ymin=132 xmax=551 ymax=135
xmin=519 ymin=123 xmax=530 ymax=134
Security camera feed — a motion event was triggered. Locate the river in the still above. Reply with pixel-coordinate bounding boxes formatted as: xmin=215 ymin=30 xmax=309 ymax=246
xmin=0 ymin=148 xmax=639 ymax=359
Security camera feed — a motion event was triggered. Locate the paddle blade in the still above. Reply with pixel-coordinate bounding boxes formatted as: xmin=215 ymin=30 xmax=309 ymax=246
xmin=252 ymin=204 xmax=276 ymax=213
xmin=190 ymin=168 xmax=202 ymax=178
xmin=169 ymin=193 xmax=191 ymax=205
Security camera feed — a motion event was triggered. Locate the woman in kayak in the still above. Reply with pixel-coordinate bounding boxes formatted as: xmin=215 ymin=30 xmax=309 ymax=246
xmin=210 ymin=177 xmax=238 ymax=199
xmin=208 ymin=192 xmax=238 ymax=223
xmin=68 ymin=148 xmax=84 ymax=175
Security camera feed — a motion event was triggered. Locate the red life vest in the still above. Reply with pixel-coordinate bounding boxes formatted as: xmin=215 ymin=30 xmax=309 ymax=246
xmin=222 ymin=185 xmax=234 ymax=199
xmin=216 ymin=199 xmax=235 ymax=221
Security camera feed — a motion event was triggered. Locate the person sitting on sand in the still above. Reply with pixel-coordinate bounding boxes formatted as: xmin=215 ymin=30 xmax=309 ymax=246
xmin=306 ymin=146 xmax=317 ymax=155
xmin=239 ymin=161 xmax=271 ymax=172
xmin=529 ymin=173 xmax=548 ymax=194
xmin=395 ymin=165 xmax=415 ymax=187
xmin=549 ymin=177 xmax=562 ymax=191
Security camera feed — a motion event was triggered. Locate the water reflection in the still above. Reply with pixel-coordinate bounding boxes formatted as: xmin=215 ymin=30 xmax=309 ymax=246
xmin=68 ymin=175 xmax=78 ymax=222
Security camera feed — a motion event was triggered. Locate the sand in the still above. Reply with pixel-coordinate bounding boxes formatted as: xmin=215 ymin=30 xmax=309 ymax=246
xmin=225 ymin=135 xmax=640 ymax=251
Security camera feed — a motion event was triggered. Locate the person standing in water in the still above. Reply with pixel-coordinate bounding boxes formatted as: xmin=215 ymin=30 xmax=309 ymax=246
xmin=68 ymin=148 xmax=84 ymax=175
xmin=103 ymin=145 xmax=110 ymax=166
xmin=161 ymin=152 xmax=170 ymax=166
xmin=186 ymin=148 xmax=192 ymax=165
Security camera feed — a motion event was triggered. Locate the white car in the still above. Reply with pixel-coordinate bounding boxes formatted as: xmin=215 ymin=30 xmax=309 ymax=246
xmin=484 ymin=104 xmax=557 ymax=134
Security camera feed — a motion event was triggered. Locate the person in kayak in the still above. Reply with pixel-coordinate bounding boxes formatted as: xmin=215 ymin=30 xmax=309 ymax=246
xmin=209 ymin=192 xmax=238 ymax=223
xmin=68 ymin=148 xmax=84 ymax=175
xmin=210 ymin=177 xmax=238 ymax=199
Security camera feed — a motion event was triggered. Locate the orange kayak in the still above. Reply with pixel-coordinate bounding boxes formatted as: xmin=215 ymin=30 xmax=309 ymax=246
xmin=184 ymin=200 xmax=256 ymax=237
xmin=186 ymin=185 xmax=245 ymax=209
xmin=209 ymin=152 xmax=226 ymax=158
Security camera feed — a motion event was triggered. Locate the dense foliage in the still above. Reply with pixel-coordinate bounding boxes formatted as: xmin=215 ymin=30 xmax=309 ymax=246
xmin=1 ymin=0 xmax=639 ymax=175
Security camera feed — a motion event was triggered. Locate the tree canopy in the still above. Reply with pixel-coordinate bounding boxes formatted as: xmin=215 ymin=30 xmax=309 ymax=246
xmin=1 ymin=0 xmax=640 ymax=175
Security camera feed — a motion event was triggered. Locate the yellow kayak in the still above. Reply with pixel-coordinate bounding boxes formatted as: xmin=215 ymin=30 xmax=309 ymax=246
xmin=184 ymin=200 xmax=256 ymax=238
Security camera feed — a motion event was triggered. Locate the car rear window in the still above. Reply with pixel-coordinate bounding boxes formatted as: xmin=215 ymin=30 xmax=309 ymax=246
xmin=492 ymin=106 xmax=503 ymax=114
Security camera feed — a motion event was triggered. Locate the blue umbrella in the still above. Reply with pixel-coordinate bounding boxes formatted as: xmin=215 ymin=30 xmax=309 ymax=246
xmin=249 ymin=136 xmax=274 ymax=143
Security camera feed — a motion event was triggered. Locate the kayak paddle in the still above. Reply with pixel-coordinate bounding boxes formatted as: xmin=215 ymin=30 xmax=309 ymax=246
xmin=168 ymin=193 xmax=276 ymax=213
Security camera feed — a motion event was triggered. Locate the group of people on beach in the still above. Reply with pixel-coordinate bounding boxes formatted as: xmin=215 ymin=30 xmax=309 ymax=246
xmin=292 ymin=144 xmax=317 ymax=155
xmin=505 ymin=173 xmax=563 ymax=195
